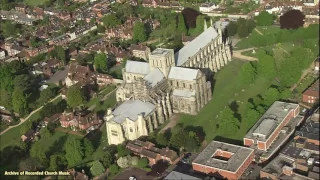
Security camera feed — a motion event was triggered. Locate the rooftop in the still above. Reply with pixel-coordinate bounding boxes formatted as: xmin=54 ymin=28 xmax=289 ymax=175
xmin=111 ymin=100 xmax=156 ymax=123
xmin=303 ymin=80 xmax=319 ymax=98
xmin=125 ymin=60 xmax=150 ymax=75
xmin=143 ymin=68 xmax=165 ymax=87
xmin=192 ymin=141 xmax=254 ymax=172
xmin=295 ymin=120 xmax=320 ymax=141
xmin=172 ymin=89 xmax=196 ymax=99
xmin=150 ymin=48 xmax=172 ymax=56
xmin=174 ymin=26 xmax=218 ymax=66
xmin=261 ymin=154 xmax=295 ymax=178
xmin=168 ymin=67 xmax=199 ymax=81
xmin=245 ymin=101 xmax=299 ymax=142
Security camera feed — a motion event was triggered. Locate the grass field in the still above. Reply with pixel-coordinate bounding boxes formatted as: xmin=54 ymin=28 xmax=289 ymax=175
xmin=24 ymin=0 xmax=50 ymax=6
xmin=0 ymin=97 xmax=62 ymax=150
xmin=177 ymin=60 xmax=274 ymax=142
xmin=256 ymin=26 xmax=281 ymax=35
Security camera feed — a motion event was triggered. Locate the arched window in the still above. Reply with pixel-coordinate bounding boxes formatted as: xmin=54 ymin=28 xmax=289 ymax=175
xmin=183 ymin=83 xmax=186 ymax=88
xmin=127 ymin=76 xmax=130 ymax=80
xmin=134 ymin=76 xmax=136 ymax=80
xmin=130 ymin=128 xmax=133 ymax=132
xmin=188 ymin=105 xmax=191 ymax=112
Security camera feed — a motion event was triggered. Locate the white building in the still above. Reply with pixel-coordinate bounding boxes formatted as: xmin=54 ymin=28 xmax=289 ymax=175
xmin=199 ymin=3 xmax=219 ymax=13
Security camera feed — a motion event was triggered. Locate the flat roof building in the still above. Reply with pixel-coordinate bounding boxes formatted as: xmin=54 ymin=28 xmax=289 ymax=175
xmin=244 ymin=101 xmax=300 ymax=154
xmin=192 ymin=141 xmax=255 ymax=180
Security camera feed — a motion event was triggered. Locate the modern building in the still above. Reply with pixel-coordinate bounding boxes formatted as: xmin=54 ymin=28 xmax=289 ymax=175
xmin=192 ymin=141 xmax=255 ymax=180
xmin=302 ymin=80 xmax=319 ymax=105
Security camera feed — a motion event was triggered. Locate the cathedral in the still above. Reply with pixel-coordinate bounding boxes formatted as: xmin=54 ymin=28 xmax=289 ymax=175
xmin=105 ymin=22 xmax=232 ymax=145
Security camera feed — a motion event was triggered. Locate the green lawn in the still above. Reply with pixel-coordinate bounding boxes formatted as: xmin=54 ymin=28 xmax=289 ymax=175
xmin=178 ymin=60 xmax=274 ymax=142
xmin=0 ymin=97 xmax=63 ymax=150
xmin=94 ymin=91 xmax=117 ymax=113
xmin=24 ymin=0 xmax=49 ymax=6
xmin=256 ymin=26 xmax=281 ymax=35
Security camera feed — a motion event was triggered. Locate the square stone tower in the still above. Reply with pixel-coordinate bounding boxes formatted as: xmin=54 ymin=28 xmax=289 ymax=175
xmin=149 ymin=48 xmax=175 ymax=77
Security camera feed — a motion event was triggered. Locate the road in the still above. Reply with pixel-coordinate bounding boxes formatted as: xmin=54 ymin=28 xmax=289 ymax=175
xmin=0 ymin=94 xmax=62 ymax=135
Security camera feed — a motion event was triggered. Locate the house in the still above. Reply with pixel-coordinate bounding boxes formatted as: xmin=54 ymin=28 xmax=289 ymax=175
xmin=25 ymin=45 xmax=54 ymax=57
xmin=0 ymin=114 xmax=13 ymax=123
xmin=65 ymin=63 xmax=94 ymax=87
xmin=59 ymin=111 xmax=102 ymax=131
xmin=199 ymin=3 xmax=219 ymax=13
xmin=129 ymin=44 xmax=151 ymax=61
xmin=192 ymin=141 xmax=255 ymax=180
xmin=15 ymin=4 xmax=27 ymax=13
xmin=42 ymin=59 xmax=63 ymax=77
xmin=142 ymin=0 xmax=181 ymax=9
xmin=95 ymin=73 xmax=113 ymax=86
xmin=44 ymin=113 xmax=62 ymax=126
xmin=48 ymin=34 xmax=71 ymax=46
xmin=21 ymin=129 xmax=36 ymax=142
xmin=302 ymin=80 xmax=319 ymax=104
xmin=244 ymin=101 xmax=302 ymax=162
xmin=126 ymin=140 xmax=178 ymax=165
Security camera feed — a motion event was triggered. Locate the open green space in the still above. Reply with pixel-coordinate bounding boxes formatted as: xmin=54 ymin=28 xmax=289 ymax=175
xmin=94 ymin=91 xmax=117 ymax=113
xmin=178 ymin=59 xmax=275 ymax=142
xmin=24 ymin=0 xmax=49 ymax=6
xmin=255 ymin=26 xmax=281 ymax=35
xmin=0 ymin=97 xmax=62 ymax=150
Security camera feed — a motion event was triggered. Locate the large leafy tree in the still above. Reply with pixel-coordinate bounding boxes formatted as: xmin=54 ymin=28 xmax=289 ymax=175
xmin=116 ymin=145 xmax=130 ymax=158
xmin=66 ymin=85 xmax=87 ymax=108
xmin=256 ymin=50 xmax=277 ymax=80
xmin=226 ymin=22 xmax=238 ymax=36
xmin=0 ymin=21 xmax=18 ymax=37
xmin=263 ymin=87 xmax=280 ymax=107
xmin=218 ymin=107 xmax=240 ymax=135
xmin=100 ymin=152 xmax=113 ymax=167
xmin=237 ymin=25 xmax=249 ymax=38
xmin=239 ymin=62 xmax=256 ymax=85
xmin=49 ymin=153 xmax=67 ymax=171
xmin=94 ymin=53 xmax=108 ymax=73
xmin=13 ymin=74 xmax=34 ymax=93
xmin=30 ymin=142 xmax=48 ymax=165
xmin=137 ymin=158 xmax=149 ymax=168
xmin=133 ymin=21 xmax=147 ymax=43
xmin=54 ymin=46 xmax=67 ymax=66
xmin=65 ymin=138 xmax=83 ymax=167
xmin=90 ymin=161 xmax=105 ymax=177
xmin=0 ymin=89 xmax=12 ymax=110
xmin=255 ymin=11 xmax=274 ymax=26
xmin=280 ymin=10 xmax=305 ymax=29
xmin=12 ymin=88 xmax=28 ymax=116
xmin=20 ymin=120 xmax=32 ymax=135
xmin=244 ymin=108 xmax=261 ymax=128
xmin=83 ymin=138 xmax=94 ymax=158
xmin=177 ymin=14 xmax=187 ymax=35
xmin=102 ymin=14 xmax=121 ymax=28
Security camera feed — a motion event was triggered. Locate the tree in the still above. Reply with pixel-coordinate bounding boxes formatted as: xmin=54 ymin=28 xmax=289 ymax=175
xmin=218 ymin=107 xmax=240 ymax=135
xmin=65 ymin=138 xmax=83 ymax=167
xmin=194 ymin=15 xmax=205 ymax=35
xmin=100 ymin=152 xmax=113 ymax=167
xmin=39 ymin=86 xmax=58 ymax=104
xmin=97 ymin=24 xmax=106 ymax=33
xmin=117 ymin=156 xmax=131 ymax=169
xmin=280 ymin=89 xmax=291 ymax=100
xmin=12 ymin=88 xmax=28 ymax=116
xmin=83 ymin=138 xmax=94 ymax=157
xmin=280 ymin=10 xmax=305 ymax=29
xmin=94 ymin=53 xmax=108 ymax=73
xmin=109 ymin=164 xmax=119 ymax=175
xmin=67 ymin=85 xmax=87 ymax=108
xmin=117 ymin=145 xmax=130 ymax=158
xmin=40 ymin=128 xmax=52 ymax=139
xmin=90 ymin=161 xmax=105 ymax=177
xmin=255 ymin=11 xmax=274 ymax=26
xmin=30 ymin=37 xmax=40 ymax=48
xmin=226 ymin=22 xmax=238 ymax=36
xmin=20 ymin=120 xmax=32 ymax=135
xmin=177 ymin=14 xmax=187 ymax=35
xmin=13 ymin=74 xmax=33 ymax=93
xmin=263 ymin=87 xmax=280 ymax=107
xmin=137 ymin=158 xmax=149 ymax=168
xmin=239 ymin=62 xmax=256 ymax=85
xmin=244 ymin=108 xmax=260 ymax=128
xmin=30 ymin=142 xmax=48 ymax=165
xmin=133 ymin=21 xmax=147 ymax=43
xmin=256 ymin=50 xmax=277 ymax=80
xmin=237 ymin=25 xmax=249 ymax=38
xmin=0 ymin=89 xmax=12 ymax=110
xmin=181 ymin=8 xmax=200 ymax=29
xmin=102 ymin=14 xmax=121 ymax=28
xmin=0 ymin=21 xmax=18 ymax=37
xmin=49 ymin=153 xmax=67 ymax=171
xmin=54 ymin=46 xmax=67 ymax=66
xmin=156 ymin=133 xmax=168 ymax=146
xmin=246 ymin=19 xmax=256 ymax=33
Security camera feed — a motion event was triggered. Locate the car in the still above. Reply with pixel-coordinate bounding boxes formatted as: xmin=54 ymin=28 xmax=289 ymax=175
xmin=129 ymin=176 xmax=137 ymax=180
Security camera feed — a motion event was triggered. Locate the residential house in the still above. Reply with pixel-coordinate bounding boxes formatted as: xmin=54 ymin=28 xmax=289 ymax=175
xmin=95 ymin=73 xmax=113 ymax=86
xmin=9 ymin=44 xmax=24 ymax=57
xmin=42 ymin=59 xmax=63 ymax=77
xmin=126 ymin=140 xmax=179 ymax=165
xmin=15 ymin=4 xmax=27 ymax=13
xmin=0 ymin=114 xmax=13 ymax=123
xmin=65 ymin=63 xmax=94 ymax=87
xmin=192 ymin=141 xmax=255 ymax=180
xmin=25 ymin=45 xmax=54 ymax=57
xmin=199 ymin=2 xmax=219 ymax=13
xmin=44 ymin=113 xmax=62 ymax=126
xmin=21 ymin=129 xmax=36 ymax=142
xmin=302 ymin=80 xmax=319 ymax=105
xmin=48 ymin=34 xmax=71 ymax=46
xmin=142 ymin=0 xmax=181 ymax=9
xmin=129 ymin=44 xmax=151 ymax=61
xmin=59 ymin=111 xmax=102 ymax=131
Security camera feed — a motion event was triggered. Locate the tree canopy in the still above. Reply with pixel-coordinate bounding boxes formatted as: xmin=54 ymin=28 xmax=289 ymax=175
xmin=226 ymin=22 xmax=238 ymax=36
xmin=12 ymin=88 xmax=29 ymax=116
xmin=102 ymin=14 xmax=121 ymax=28
xmin=177 ymin=14 xmax=187 ymax=35
xmin=133 ymin=21 xmax=147 ymax=43
xmin=90 ymin=161 xmax=105 ymax=177
xmin=239 ymin=62 xmax=256 ymax=85
xmin=65 ymin=138 xmax=83 ymax=167
xmin=280 ymin=10 xmax=305 ymax=29
xmin=255 ymin=11 xmax=274 ymax=26
xmin=94 ymin=53 xmax=108 ymax=73
xmin=218 ymin=107 xmax=240 ymax=135
xmin=66 ymin=85 xmax=87 ymax=108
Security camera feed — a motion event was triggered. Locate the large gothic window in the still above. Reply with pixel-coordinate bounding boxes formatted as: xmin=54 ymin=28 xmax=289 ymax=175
xmin=188 ymin=105 xmax=191 ymax=113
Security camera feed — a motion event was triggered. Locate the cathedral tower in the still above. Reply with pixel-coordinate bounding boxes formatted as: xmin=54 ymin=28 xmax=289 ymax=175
xmin=149 ymin=48 xmax=175 ymax=77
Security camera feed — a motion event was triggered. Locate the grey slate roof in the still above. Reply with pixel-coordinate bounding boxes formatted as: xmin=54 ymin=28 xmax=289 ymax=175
xmin=111 ymin=100 xmax=156 ymax=123
xmin=214 ymin=20 xmax=230 ymax=31
xmin=168 ymin=67 xmax=199 ymax=81
xmin=172 ymin=89 xmax=196 ymax=98
xmin=174 ymin=26 xmax=218 ymax=66
xmin=125 ymin=60 xmax=150 ymax=75
xmin=164 ymin=171 xmax=201 ymax=180
xmin=143 ymin=68 xmax=165 ymax=87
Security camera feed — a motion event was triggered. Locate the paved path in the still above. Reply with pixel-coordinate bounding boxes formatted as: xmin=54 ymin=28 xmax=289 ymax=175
xmin=0 ymin=94 xmax=62 ymax=135
xmin=233 ymin=48 xmax=258 ymax=61
xmin=255 ymin=28 xmax=263 ymax=35
xmin=159 ymin=114 xmax=180 ymax=133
